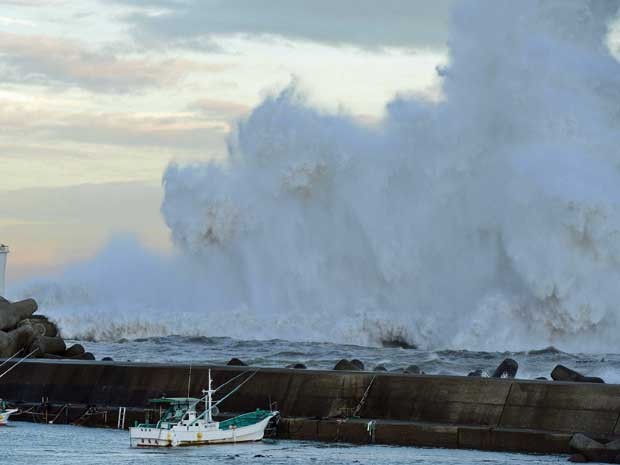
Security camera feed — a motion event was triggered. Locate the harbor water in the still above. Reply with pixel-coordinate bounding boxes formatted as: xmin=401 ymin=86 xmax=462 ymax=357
xmin=3 ymin=422 xmax=565 ymax=465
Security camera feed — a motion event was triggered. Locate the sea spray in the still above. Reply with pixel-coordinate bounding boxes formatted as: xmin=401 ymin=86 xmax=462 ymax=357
xmin=16 ymin=0 xmax=620 ymax=352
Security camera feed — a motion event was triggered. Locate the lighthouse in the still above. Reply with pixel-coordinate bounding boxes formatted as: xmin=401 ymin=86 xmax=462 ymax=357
xmin=0 ymin=244 xmax=8 ymax=297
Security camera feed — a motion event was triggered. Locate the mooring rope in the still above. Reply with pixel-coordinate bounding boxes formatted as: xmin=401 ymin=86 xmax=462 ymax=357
xmin=0 ymin=347 xmax=38 ymax=380
xmin=352 ymin=375 xmax=376 ymax=418
xmin=0 ymin=348 xmax=24 ymax=370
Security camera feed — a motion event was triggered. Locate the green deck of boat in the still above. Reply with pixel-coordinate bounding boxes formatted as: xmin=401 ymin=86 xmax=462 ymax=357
xmin=218 ymin=410 xmax=272 ymax=430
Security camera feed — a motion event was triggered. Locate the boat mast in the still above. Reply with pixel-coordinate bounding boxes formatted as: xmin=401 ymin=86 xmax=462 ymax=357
xmin=203 ymin=369 xmax=214 ymax=423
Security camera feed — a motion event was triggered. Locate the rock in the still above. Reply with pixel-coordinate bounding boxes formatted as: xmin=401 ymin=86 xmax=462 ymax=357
xmin=285 ymin=363 xmax=307 ymax=369
xmin=528 ymin=346 xmax=562 ymax=355
xmin=64 ymin=343 xmax=86 ymax=358
xmin=0 ymin=325 xmax=36 ymax=357
xmin=568 ymin=454 xmax=588 ymax=463
xmin=334 ymin=359 xmax=363 ymax=371
xmin=226 ymin=357 xmax=247 ymax=366
xmin=492 ymin=358 xmax=518 ymax=378
xmin=551 ymin=365 xmax=604 ymax=384
xmin=535 ymin=377 xmax=548 ymax=380
xmin=72 ymin=352 xmax=95 ymax=360
xmin=373 ymin=364 xmax=387 ymax=372
xmin=30 ymin=336 xmax=67 ymax=356
xmin=380 ymin=337 xmax=417 ymax=349
xmin=0 ymin=298 xmax=38 ymax=331
xmin=31 ymin=315 xmax=59 ymax=337
xmin=18 ymin=316 xmax=59 ymax=338
xmin=569 ymin=433 xmax=620 ymax=463
xmin=350 ymin=359 xmax=364 ymax=370
xmin=40 ymin=353 xmax=63 ymax=359
xmin=403 ymin=365 xmax=421 ymax=374
xmin=101 ymin=357 xmax=114 ymax=361
xmin=467 ymin=369 xmax=483 ymax=377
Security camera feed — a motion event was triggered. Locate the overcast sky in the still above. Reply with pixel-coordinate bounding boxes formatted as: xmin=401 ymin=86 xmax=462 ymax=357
xmin=0 ymin=0 xmax=454 ymax=279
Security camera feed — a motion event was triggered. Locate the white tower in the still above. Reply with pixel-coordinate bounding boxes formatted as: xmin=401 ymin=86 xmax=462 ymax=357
xmin=0 ymin=244 xmax=8 ymax=297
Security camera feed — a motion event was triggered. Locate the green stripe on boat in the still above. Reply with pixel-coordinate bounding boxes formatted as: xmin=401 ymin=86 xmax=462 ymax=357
xmin=219 ymin=410 xmax=272 ymax=430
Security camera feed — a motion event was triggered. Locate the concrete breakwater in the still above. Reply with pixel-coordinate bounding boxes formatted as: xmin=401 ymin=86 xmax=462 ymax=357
xmin=1 ymin=359 xmax=619 ymax=454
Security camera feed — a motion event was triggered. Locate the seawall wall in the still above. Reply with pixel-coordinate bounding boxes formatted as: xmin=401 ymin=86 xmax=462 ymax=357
xmin=1 ymin=360 xmax=617 ymax=454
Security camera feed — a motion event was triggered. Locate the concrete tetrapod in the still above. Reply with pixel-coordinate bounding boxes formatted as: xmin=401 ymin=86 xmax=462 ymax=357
xmin=0 ymin=299 xmax=38 ymax=331
xmin=0 ymin=325 xmax=36 ymax=358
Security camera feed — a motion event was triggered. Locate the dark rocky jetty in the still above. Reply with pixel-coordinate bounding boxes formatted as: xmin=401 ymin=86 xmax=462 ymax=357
xmin=0 ymin=296 xmax=92 ymax=360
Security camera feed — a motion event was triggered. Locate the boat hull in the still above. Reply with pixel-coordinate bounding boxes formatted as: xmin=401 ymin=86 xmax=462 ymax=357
xmin=0 ymin=409 xmax=18 ymax=426
xmin=129 ymin=414 xmax=276 ymax=447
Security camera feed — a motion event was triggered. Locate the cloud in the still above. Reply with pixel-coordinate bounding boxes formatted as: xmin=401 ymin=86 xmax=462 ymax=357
xmin=0 ymin=16 xmax=36 ymax=27
xmin=47 ymin=111 xmax=230 ymax=148
xmin=188 ymin=98 xmax=251 ymax=119
xmin=0 ymin=32 xmax=227 ymax=92
xmin=114 ymin=0 xmax=453 ymax=50
xmin=0 ymin=103 xmax=230 ymax=148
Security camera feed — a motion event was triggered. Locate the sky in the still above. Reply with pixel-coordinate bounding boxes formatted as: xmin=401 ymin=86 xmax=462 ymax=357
xmin=0 ymin=0 xmax=455 ymax=280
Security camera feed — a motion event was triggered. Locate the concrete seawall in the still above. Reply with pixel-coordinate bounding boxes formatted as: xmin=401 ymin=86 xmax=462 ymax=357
xmin=1 ymin=359 xmax=618 ymax=454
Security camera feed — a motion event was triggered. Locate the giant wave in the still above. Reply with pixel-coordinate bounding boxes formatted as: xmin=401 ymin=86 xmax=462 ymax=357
xmin=16 ymin=0 xmax=620 ymax=352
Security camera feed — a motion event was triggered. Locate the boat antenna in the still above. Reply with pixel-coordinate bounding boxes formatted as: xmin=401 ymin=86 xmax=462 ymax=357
xmin=187 ymin=363 xmax=192 ymax=398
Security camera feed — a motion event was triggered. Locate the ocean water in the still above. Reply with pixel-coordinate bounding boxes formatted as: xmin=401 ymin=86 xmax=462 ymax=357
xmin=76 ymin=336 xmax=620 ymax=383
xmin=2 ymin=422 xmax=565 ymax=465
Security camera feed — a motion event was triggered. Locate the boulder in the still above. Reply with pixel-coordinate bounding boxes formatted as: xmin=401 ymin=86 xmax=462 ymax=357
xmin=467 ymin=369 xmax=483 ymax=377
xmin=492 ymin=358 xmax=518 ymax=378
xmin=64 ymin=343 xmax=86 ymax=358
xmin=0 ymin=298 xmax=38 ymax=331
xmin=350 ymin=359 xmax=364 ymax=370
xmin=380 ymin=337 xmax=417 ymax=349
xmin=0 ymin=325 xmax=36 ymax=357
xmin=30 ymin=336 xmax=66 ymax=356
xmin=551 ymin=365 xmax=604 ymax=384
xmin=101 ymin=357 xmax=114 ymax=361
xmin=373 ymin=364 xmax=387 ymax=372
xmin=72 ymin=352 xmax=95 ymax=360
xmin=528 ymin=346 xmax=562 ymax=355
xmin=403 ymin=365 xmax=422 ymax=374
xmin=285 ymin=363 xmax=307 ymax=369
xmin=334 ymin=359 xmax=363 ymax=371
xmin=31 ymin=315 xmax=59 ymax=337
xmin=570 ymin=433 xmax=620 ymax=463
xmin=226 ymin=357 xmax=247 ymax=366
xmin=18 ymin=316 xmax=59 ymax=338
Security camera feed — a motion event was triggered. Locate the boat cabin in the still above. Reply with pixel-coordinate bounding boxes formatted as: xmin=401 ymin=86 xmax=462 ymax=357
xmin=149 ymin=397 xmax=202 ymax=428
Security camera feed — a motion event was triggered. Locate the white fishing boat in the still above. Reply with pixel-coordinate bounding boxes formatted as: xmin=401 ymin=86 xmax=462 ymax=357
xmin=0 ymin=400 xmax=18 ymax=426
xmin=129 ymin=370 xmax=278 ymax=447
